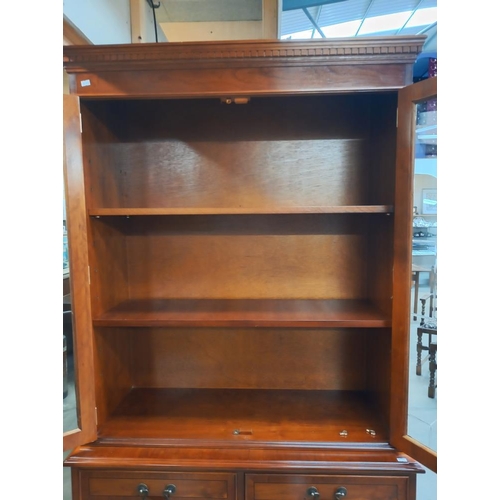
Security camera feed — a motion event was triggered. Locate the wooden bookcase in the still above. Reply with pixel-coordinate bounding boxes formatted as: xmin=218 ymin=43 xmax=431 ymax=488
xmin=63 ymin=37 xmax=433 ymax=500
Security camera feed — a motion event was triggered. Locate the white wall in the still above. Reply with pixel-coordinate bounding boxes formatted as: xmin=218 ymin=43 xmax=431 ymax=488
xmin=63 ymin=0 xmax=132 ymax=44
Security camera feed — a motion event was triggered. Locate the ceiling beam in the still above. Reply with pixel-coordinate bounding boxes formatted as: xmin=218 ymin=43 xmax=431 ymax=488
xmin=354 ymin=0 xmax=375 ymax=36
xmin=396 ymin=0 xmax=425 ymax=35
xmin=302 ymin=7 xmax=326 ymax=38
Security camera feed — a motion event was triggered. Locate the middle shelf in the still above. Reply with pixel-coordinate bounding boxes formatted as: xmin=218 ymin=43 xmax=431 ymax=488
xmin=89 ymin=206 xmax=394 ymax=216
xmin=93 ymin=298 xmax=391 ymax=328
xmin=88 ymin=212 xmax=395 ymax=328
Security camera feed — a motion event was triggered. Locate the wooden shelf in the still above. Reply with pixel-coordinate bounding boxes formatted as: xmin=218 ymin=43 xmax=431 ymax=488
xmin=89 ymin=206 xmax=394 ymax=217
xmin=94 ymin=299 xmax=390 ymax=328
xmin=97 ymin=388 xmax=388 ymax=446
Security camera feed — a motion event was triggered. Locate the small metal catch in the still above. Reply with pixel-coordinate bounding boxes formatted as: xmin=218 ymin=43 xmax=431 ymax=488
xmin=233 ymin=429 xmax=253 ymax=435
xmin=339 ymin=430 xmax=348 ymax=437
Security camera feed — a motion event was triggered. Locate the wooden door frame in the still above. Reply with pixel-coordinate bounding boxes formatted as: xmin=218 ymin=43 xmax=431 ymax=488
xmin=63 ymin=95 xmax=97 ymax=452
xmin=391 ymin=76 xmax=437 ymax=472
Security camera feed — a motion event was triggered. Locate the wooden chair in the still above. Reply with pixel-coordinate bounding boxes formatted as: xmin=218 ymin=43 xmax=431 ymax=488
xmin=412 ymin=264 xmax=436 ymax=321
xmin=415 ymin=266 xmax=437 ymax=398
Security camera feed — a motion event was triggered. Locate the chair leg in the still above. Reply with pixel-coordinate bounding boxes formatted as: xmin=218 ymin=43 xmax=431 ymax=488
xmin=428 ymin=342 xmax=437 ymax=398
xmin=416 ymin=329 xmax=423 ymax=376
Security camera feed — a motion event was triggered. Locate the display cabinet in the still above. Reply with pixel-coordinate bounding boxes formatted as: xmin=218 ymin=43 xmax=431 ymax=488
xmin=63 ymin=37 xmax=435 ymax=500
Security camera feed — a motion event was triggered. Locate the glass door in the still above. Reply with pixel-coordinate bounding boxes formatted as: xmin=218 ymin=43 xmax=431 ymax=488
xmin=391 ymin=76 xmax=437 ymax=473
xmin=63 ymin=94 xmax=97 ymax=452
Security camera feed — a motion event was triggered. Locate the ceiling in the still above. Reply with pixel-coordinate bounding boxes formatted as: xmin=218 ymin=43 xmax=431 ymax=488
xmin=152 ymin=0 xmax=437 ymax=78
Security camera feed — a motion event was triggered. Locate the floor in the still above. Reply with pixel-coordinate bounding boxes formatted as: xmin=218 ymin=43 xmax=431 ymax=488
xmin=62 ymin=285 xmax=437 ymax=500
xmin=407 ymin=282 xmax=437 ymax=499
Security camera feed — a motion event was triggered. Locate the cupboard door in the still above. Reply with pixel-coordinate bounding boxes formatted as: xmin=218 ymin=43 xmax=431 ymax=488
xmin=391 ymin=76 xmax=437 ymax=472
xmin=63 ymin=94 xmax=97 ymax=451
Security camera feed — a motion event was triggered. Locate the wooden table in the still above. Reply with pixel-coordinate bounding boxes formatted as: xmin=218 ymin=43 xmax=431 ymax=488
xmin=412 ymin=264 xmax=433 ymax=320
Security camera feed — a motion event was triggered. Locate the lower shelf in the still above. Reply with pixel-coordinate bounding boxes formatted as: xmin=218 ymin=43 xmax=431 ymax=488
xmin=97 ymin=388 xmax=388 ymax=447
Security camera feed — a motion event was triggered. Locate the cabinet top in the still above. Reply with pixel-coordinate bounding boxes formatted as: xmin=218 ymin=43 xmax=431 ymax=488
xmin=64 ymin=36 xmax=425 ymax=71
xmin=63 ymin=36 xmax=425 ymax=97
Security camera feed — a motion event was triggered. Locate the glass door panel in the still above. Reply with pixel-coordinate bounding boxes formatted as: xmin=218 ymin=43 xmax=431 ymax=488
xmin=391 ymin=76 xmax=437 ymax=473
xmin=63 ymin=192 xmax=79 ymax=435
xmin=408 ymin=95 xmax=437 ymax=450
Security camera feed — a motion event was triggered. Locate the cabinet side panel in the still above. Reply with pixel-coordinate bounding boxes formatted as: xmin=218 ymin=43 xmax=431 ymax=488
xmin=367 ymin=93 xmax=398 ymax=205
xmin=81 ymin=101 xmax=128 ymax=211
xmin=366 ymin=327 xmax=392 ymax=430
xmin=89 ymin=218 xmax=130 ymax=316
xmin=131 ymin=328 xmax=368 ymax=390
xmin=94 ymin=327 xmax=134 ymax=425
xmin=366 ymin=94 xmax=397 ymax=317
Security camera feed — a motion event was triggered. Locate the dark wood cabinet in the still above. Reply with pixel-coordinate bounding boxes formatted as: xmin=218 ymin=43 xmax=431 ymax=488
xmin=63 ymin=37 xmax=435 ymax=499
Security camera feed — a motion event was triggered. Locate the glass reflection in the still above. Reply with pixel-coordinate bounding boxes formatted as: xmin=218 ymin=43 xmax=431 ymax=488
xmin=63 ymin=190 xmax=79 ymax=434
xmin=407 ymin=96 xmax=437 ymax=452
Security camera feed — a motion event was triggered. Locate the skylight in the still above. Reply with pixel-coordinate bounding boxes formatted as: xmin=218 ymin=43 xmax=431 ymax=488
xmin=280 ymin=6 xmax=437 ymax=39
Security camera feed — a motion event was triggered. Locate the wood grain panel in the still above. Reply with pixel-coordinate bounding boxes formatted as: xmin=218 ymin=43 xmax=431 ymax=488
xmin=68 ymin=64 xmax=411 ymax=98
xmin=130 ymin=328 xmax=368 ymax=390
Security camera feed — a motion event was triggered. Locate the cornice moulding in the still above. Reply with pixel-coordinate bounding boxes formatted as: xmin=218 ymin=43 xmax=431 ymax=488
xmin=63 ymin=36 xmax=426 ymax=72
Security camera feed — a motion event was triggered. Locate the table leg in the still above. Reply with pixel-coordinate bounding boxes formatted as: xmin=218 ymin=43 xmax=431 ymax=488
xmin=413 ymin=271 xmax=420 ymax=321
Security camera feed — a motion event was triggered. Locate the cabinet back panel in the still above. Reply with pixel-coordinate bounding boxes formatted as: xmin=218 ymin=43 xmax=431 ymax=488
xmin=88 ymin=215 xmax=397 ymax=302
xmin=366 ymin=215 xmax=394 ymax=316
xmin=81 ymin=95 xmax=395 ymax=209
xmin=128 ymin=235 xmax=366 ymax=299
xmin=122 ymin=215 xmax=367 ymax=300
xmin=131 ymin=328 xmax=368 ymax=390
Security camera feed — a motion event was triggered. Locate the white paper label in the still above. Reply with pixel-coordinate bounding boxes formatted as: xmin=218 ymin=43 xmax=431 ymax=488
xmin=80 ymin=79 xmax=91 ymax=87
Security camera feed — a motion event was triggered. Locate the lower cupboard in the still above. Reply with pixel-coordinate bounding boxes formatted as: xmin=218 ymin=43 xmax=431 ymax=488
xmin=74 ymin=470 xmax=414 ymax=500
